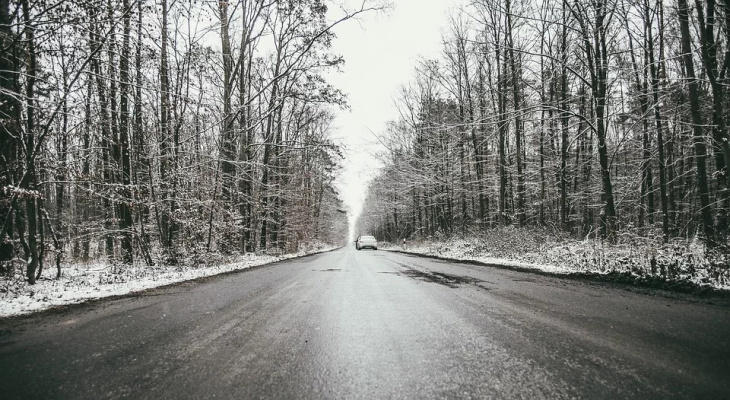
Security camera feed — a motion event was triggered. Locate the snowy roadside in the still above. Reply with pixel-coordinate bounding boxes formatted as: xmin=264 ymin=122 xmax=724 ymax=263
xmin=0 ymin=245 xmax=338 ymax=319
xmin=384 ymin=235 xmax=730 ymax=292
xmin=388 ymin=242 xmax=572 ymax=274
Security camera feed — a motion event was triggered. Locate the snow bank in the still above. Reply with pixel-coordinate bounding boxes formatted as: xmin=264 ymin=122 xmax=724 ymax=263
xmin=0 ymin=244 xmax=337 ymax=319
xmin=390 ymin=229 xmax=730 ymax=292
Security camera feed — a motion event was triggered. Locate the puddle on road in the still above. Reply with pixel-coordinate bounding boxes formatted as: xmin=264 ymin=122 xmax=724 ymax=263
xmin=395 ymin=268 xmax=483 ymax=288
xmin=316 ymin=268 xmax=341 ymax=272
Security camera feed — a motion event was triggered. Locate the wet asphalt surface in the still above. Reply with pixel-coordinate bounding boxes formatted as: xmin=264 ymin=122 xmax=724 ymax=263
xmin=1 ymin=247 xmax=729 ymax=399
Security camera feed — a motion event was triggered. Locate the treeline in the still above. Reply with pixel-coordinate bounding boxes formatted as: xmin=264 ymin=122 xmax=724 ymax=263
xmin=357 ymin=0 xmax=730 ymax=247
xmin=0 ymin=0 xmax=375 ymax=283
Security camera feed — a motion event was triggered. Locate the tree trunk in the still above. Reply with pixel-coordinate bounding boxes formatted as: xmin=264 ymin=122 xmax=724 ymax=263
xmin=644 ymin=0 xmax=670 ymax=241
xmin=134 ymin=0 xmax=153 ymax=266
xmin=695 ymin=0 xmax=730 ymax=237
xmin=88 ymin=7 xmax=115 ymax=258
xmin=506 ymin=0 xmax=525 ymax=226
xmin=0 ymin=0 xmax=20 ymax=264
xmin=496 ymin=45 xmax=509 ymax=226
xmin=55 ymin=37 xmax=69 ymax=267
xmin=475 ymin=57 xmax=487 ymax=225
xmin=22 ymin=0 xmax=39 ymax=283
xmin=571 ymin=0 xmax=617 ymax=238
xmin=678 ymin=0 xmax=715 ymax=242
xmin=159 ymin=0 xmax=174 ymax=259
xmin=624 ymin=4 xmax=654 ymax=229
xmin=118 ymin=0 xmax=134 ymax=263
xmin=559 ymin=8 xmax=570 ymax=230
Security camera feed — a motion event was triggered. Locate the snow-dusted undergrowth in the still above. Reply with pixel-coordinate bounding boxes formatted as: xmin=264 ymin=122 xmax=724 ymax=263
xmin=0 ymin=243 xmax=337 ymax=318
xmin=390 ymin=228 xmax=730 ymax=291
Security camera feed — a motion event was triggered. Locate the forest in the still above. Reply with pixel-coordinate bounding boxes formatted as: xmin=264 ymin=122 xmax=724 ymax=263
xmin=0 ymin=0 xmax=383 ymax=284
xmin=355 ymin=0 xmax=730 ymax=263
xmin=3 ymin=0 xmax=730 ymax=290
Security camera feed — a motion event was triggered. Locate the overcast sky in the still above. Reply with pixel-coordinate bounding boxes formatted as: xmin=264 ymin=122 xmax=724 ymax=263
xmin=328 ymin=0 xmax=462 ymax=234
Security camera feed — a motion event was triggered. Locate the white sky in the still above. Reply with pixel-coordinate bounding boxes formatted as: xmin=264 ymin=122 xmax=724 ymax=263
xmin=328 ymin=0 xmax=461 ymax=236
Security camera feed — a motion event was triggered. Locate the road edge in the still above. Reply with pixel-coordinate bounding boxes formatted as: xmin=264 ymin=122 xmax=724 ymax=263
xmin=0 ymin=246 xmax=342 ymax=323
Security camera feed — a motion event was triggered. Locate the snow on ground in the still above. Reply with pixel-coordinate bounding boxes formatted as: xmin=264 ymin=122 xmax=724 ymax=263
xmin=396 ymin=240 xmax=573 ymax=274
xmin=387 ymin=238 xmax=573 ymax=274
xmin=0 ymin=245 xmax=337 ymax=319
xmin=386 ymin=234 xmax=730 ymax=292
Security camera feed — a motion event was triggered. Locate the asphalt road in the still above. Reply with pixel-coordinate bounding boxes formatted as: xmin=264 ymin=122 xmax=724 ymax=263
xmin=1 ymin=247 xmax=729 ymax=399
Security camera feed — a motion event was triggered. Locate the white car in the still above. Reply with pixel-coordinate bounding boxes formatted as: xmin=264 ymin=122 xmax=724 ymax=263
xmin=355 ymin=235 xmax=378 ymax=250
